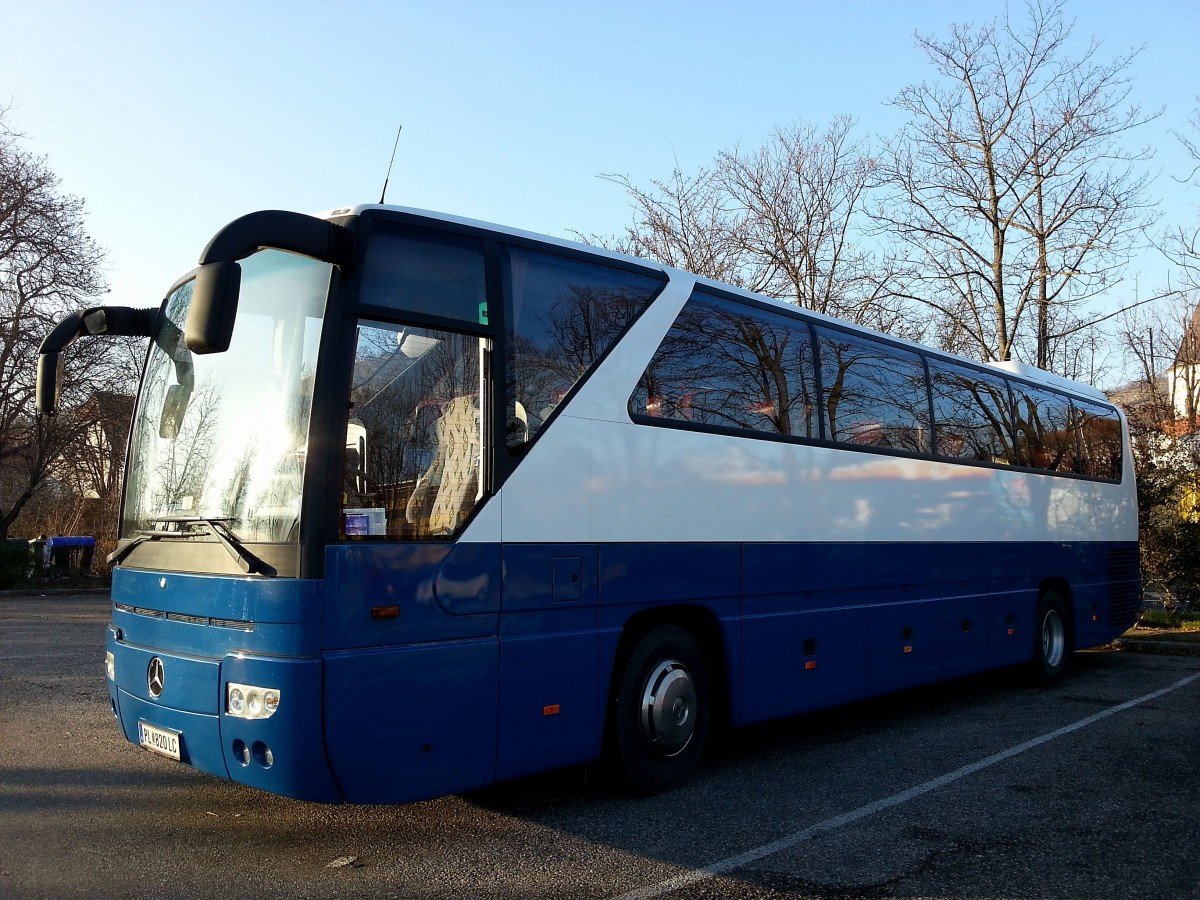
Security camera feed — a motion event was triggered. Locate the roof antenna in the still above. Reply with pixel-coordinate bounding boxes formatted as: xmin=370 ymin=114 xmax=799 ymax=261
xmin=379 ymin=125 xmax=403 ymax=205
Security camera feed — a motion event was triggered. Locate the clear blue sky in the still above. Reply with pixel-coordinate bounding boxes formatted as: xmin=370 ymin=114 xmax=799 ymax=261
xmin=2 ymin=0 xmax=1198 ymax=328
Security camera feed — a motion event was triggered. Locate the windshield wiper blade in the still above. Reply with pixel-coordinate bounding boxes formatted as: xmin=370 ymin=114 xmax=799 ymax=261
xmin=106 ymin=530 xmax=184 ymax=566
xmin=111 ymin=517 xmax=277 ymax=576
xmin=161 ymin=517 xmax=276 ymax=577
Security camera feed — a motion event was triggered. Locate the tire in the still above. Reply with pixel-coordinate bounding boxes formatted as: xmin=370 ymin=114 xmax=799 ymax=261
xmin=609 ymin=625 xmax=711 ymax=795
xmin=1031 ymin=589 xmax=1072 ymax=687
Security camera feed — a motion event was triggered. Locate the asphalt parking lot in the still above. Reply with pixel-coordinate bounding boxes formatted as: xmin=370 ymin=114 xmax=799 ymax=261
xmin=2 ymin=591 xmax=1198 ymax=899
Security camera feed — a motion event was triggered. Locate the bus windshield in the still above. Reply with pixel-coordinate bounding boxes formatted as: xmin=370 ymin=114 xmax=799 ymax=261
xmin=121 ymin=250 xmax=331 ymax=543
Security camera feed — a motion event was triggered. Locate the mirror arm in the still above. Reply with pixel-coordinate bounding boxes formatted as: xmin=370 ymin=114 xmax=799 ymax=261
xmin=37 ymin=306 xmax=158 ymax=415
xmin=186 ymin=210 xmax=352 ymax=356
xmin=198 ymin=210 xmax=353 ymax=268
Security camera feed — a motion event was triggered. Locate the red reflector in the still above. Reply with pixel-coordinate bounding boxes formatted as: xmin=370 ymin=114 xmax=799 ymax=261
xmin=370 ymin=605 xmax=400 ymax=619
xmin=1007 ymin=628 xmax=1016 ymax=635
xmin=543 ymin=704 xmax=560 ymax=716
xmin=903 ymin=645 xmax=913 ymax=654
xmin=1092 ymin=615 xmax=1099 ymax=621
xmin=804 ymin=661 xmax=817 ymax=670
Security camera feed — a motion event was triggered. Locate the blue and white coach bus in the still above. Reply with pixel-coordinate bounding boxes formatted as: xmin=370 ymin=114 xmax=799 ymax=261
xmin=38 ymin=205 xmax=1139 ymax=803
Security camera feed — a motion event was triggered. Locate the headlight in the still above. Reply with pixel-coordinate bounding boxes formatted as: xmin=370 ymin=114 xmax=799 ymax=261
xmin=225 ymin=682 xmax=280 ymax=720
xmin=105 ymin=651 xmax=115 ymax=681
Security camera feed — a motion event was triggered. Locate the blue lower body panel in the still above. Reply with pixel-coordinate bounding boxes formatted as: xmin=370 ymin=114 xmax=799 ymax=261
xmin=107 ymin=643 xmax=340 ymax=802
xmin=107 ymin=539 xmax=1137 ymax=804
xmin=318 ymin=538 xmax=1137 ymax=801
xmin=116 ymin=691 xmax=229 ymax=779
xmin=323 ymin=639 xmax=500 ymax=805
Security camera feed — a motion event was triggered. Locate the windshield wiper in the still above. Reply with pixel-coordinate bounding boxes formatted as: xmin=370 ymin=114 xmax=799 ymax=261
xmin=107 ymin=527 xmax=189 ymax=566
xmin=108 ymin=517 xmax=276 ymax=576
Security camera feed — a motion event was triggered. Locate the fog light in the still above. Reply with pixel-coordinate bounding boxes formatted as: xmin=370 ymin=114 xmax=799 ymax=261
xmin=105 ymin=651 xmax=115 ymax=681
xmin=232 ymin=739 xmax=251 ymax=766
xmin=252 ymin=740 xmax=274 ymax=768
xmin=225 ymin=682 xmax=280 ymax=719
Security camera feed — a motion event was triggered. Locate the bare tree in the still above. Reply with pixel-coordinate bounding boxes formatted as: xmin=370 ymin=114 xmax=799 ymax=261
xmin=1161 ymin=101 xmax=1200 ymax=304
xmin=592 ymin=161 xmax=747 ymax=287
xmin=585 ymin=118 xmax=915 ymax=336
xmin=1018 ymin=42 xmax=1156 ymax=370
xmin=874 ymin=0 xmax=1155 ymax=369
xmin=0 ymin=109 xmax=114 ymax=538
xmin=1118 ymin=293 xmax=1200 ymax=434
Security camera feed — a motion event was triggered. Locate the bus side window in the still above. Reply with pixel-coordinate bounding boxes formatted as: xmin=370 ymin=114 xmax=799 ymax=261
xmin=1073 ymin=400 xmax=1123 ymax=481
xmin=1014 ymin=386 xmax=1075 ymax=471
xmin=815 ymin=327 xmax=930 ymax=454
xmin=503 ymin=246 xmax=663 ymax=450
xmin=342 ymin=322 xmax=485 ymax=540
xmin=928 ymin=362 xmax=1015 ymax=465
xmin=630 ymin=293 xmax=819 ymax=439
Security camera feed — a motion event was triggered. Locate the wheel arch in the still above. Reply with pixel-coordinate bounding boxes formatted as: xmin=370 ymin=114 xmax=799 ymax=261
xmin=603 ymin=604 xmax=732 ymax=737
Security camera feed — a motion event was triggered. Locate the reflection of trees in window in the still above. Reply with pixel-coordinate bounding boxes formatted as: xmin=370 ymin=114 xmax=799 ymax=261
xmin=505 ymin=248 xmax=662 ymax=449
xmin=632 ymin=297 xmax=818 ymax=438
xmin=1074 ymin=401 xmax=1123 ymax=480
xmin=1014 ymin=387 xmax=1075 ymax=471
xmin=123 ymin=291 xmax=189 ymax=533
xmin=817 ymin=329 xmax=930 ymax=452
xmin=152 ymin=382 xmax=219 ymax=515
xmin=344 ymin=322 xmax=482 ymax=538
xmin=220 ymin=447 xmax=256 ymax=524
xmin=929 ymin=363 xmax=1015 ymax=464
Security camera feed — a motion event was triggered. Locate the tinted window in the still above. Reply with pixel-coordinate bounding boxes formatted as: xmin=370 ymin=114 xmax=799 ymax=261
xmin=630 ymin=295 xmax=819 ymax=438
xmin=929 ymin=362 xmax=1015 ymax=464
xmin=341 ymin=321 xmax=488 ymax=539
xmin=1075 ymin=400 xmax=1123 ymax=480
xmin=360 ymin=226 xmax=488 ymax=325
xmin=817 ymin=328 xmax=931 ymax=453
xmin=504 ymin=247 xmax=662 ymax=449
xmin=1014 ymin=386 xmax=1075 ymax=471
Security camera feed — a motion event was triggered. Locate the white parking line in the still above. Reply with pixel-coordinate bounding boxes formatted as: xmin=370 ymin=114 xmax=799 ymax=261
xmin=613 ymin=671 xmax=1200 ymax=900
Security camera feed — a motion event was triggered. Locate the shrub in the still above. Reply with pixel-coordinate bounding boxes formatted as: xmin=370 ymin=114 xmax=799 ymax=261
xmin=0 ymin=540 xmax=30 ymax=589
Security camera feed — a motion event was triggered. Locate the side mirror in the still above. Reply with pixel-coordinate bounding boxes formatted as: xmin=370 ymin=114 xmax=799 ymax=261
xmin=185 ymin=260 xmax=241 ymax=354
xmin=36 ymin=351 xmax=61 ymax=415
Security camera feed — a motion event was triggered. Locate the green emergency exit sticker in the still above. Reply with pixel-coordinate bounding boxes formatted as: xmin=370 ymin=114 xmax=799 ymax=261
xmin=478 ymin=301 xmax=489 ymax=325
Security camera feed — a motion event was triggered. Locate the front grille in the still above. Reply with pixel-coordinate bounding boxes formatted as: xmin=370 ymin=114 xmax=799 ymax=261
xmin=166 ymin=612 xmax=208 ymax=626
xmin=114 ymin=603 xmax=254 ymax=632
xmin=1107 ymin=547 xmax=1141 ymax=629
xmin=210 ymin=618 xmax=255 ymax=632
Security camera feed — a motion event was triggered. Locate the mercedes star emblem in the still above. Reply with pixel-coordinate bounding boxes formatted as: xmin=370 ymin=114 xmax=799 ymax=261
xmin=147 ymin=657 xmax=165 ymax=698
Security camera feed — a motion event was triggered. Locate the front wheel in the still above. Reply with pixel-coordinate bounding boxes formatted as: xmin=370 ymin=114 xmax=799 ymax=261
xmin=1032 ymin=589 xmax=1072 ymax=687
xmin=609 ymin=625 xmax=710 ymax=795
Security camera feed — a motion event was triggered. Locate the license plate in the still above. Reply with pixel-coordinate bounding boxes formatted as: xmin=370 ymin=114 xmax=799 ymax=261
xmin=138 ymin=721 xmax=182 ymax=761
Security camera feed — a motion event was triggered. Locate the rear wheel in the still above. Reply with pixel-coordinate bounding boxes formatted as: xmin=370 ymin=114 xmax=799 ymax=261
xmin=609 ymin=625 xmax=710 ymax=795
xmin=1032 ymin=589 xmax=1071 ymax=686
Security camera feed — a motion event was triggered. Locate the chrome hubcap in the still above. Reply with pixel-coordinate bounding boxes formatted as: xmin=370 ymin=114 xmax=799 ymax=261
xmin=1042 ymin=609 xmax=1065 ymax=668
xmin=640 ymin=659 xmax=695 ymax=757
